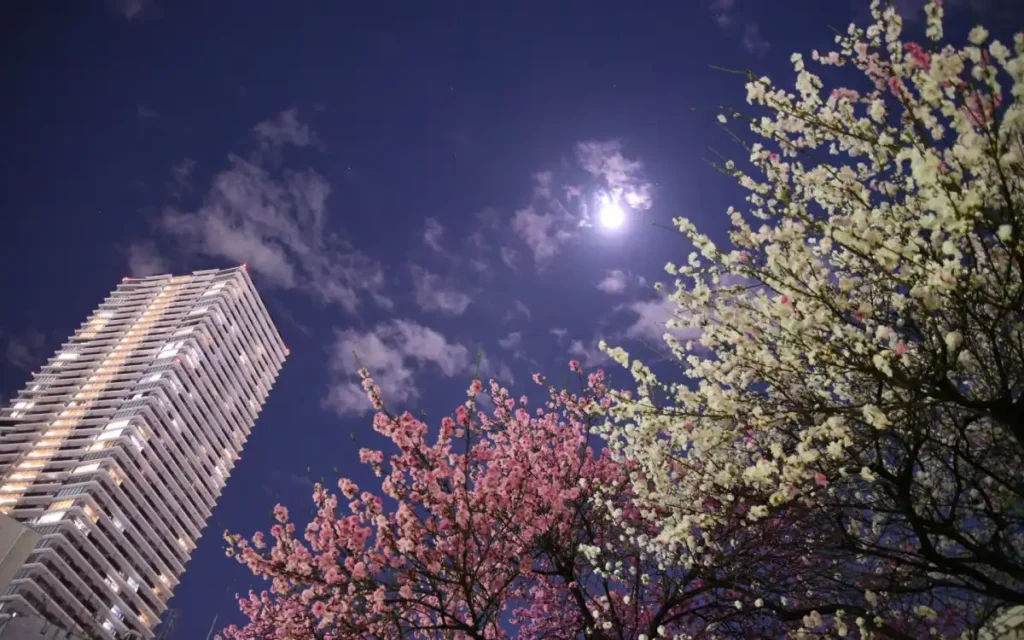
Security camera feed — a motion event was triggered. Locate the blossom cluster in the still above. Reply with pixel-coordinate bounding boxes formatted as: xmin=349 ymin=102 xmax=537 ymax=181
xmin=600 ymin=0 xmax=1024 ymax=636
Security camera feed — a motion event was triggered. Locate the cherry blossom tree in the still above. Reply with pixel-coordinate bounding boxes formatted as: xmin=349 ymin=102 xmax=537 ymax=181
xmin=217 ymin=366 xmax=791 ymax=640
xmin=600 ymin=1 xmax=1024 ymax=636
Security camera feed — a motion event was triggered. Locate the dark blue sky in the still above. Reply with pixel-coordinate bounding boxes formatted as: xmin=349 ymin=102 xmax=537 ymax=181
xmin=0 ymin=0 xmax=1014 ymax=637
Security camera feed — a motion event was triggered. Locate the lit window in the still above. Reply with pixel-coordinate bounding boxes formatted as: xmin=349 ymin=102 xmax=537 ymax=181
xmin=105 ymin=575 xmax=120 ymax=593
xmin=188 ymin=307 xmax=209 ymax=316
xmin=35 ymin=511 xmax=66 ymax=525
xmin=140 ymin=373 xmax=162 ymax=384
xmin=110 ymin=605 xmax=124 ymax=620
xmin=74 ymin=463 xmax=102 ymax=475
xmin=0 ymin=483 xmax=29 ymax=493
xmin=102 ymin=621 xmax=115 ymax=634
xmin=73 ymin=518 xmax=89 ymax=533
xmin=97 ymin=428 xmax=123 ymax=442
xmin=49 ymin=500 xmax=74 ymax=510
xmin=107 ymin=419 xmax=130 ymax=430
xmin=88 ymin=441 xmax=111 ymax=452
xmin=57 ymin=353 xmax=79 ymax=361
xmin=112 ymin=517 xmax=124 ymax=532
xmin=127 ymin=576 xmax=139 ymax=591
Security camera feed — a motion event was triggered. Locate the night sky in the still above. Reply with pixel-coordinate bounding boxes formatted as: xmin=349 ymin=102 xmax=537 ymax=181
xmin=0 ymin=1 xmax=1018 ymax=637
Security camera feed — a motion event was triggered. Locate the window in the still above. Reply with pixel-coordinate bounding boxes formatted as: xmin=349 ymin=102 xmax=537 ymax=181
xmin=49 ymin=500 xmax=74 ymax=510
xmin=189 ymin=306 xmax=209 ymax=316
xmin=105 ymin=575 xmax=120 ymax=593
xmin=97 ymin=429 xmax=123 ymax=442
xmin=73 ymin=463 xmax=102 ymax=474
xmin=140 ymin=373 xmax=162 ymax=384
xmin=0 ymin=483 xmax=29 ymax=493
xmin=35 ymin=511 xmax=66 ymax=525
xmin=110 ymin=605 xmax=124 ymax=621
xmin=112 ymin=517 xmax=124 ymax=532
xmin=57 ymin=352 xmax=79 ymax=361
xmin=127 ymin=576 xmax=139 ymax=591
xmin=11 ymin=400 xmax=34 ymax=418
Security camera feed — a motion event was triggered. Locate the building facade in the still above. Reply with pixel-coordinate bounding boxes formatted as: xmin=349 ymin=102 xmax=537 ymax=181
xmin=0 ymin=267 xmax=287 ymax=639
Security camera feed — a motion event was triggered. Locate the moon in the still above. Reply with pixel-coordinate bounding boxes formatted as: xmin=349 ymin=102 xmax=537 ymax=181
xmin=598 ymin=197 xmax=625 ymax=230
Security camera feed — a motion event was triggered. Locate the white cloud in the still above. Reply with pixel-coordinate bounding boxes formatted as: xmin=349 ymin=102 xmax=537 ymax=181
xmin=500 ymin=246 xmax=519 ymax=270
xmin=478 ymin=352 xmax=515 ymax=386
xmin=741 ymin=23 xmax=771 ymax=57
xmin=550 ymin=327 xmax=568 ymax=342
xmin=169 ymin=158 xmax=195 ymax=199
xmin=576 ymin=141 xmax=654 ymax=212
xmin=597 ymin=269 xmax=629 ymax=294
xmin=159 ymin=111 xmax=387 ymax=314
xmin=126 ymin=242 xmax=169 ymax=277
xmin=252 ymin=107 xmax=317 ymax=150
xmin=112 ymin=0 xmax=155 ymax=18
xmin=624 ymin=296 xmax=700 ymax=343
xmin=423 ymin=218 xmax=445 ymax=252
xmin=323 ymin=320 xmax=470 ymax=416
xmin=514 ymin=300 xmax=531 ymax=320
xmin=709 ymin=0 xmax=734 ymax=26
xmin=508 ymin=142 xmax=651 ymax=264
xmin=512 ymin=206 xmax=573 ymax=263
xmin=568 ymin=338 xmax=610 ymax=369
xmin=498 ymin=332 xmax=522 ymax=350
xmin=410 ymin=265 xmax=472 ymax=316
xmin=3 ymin=330 xmax=47 ymax=371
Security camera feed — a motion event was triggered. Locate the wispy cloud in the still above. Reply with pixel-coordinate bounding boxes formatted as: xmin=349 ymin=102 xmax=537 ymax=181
xmin=498 ymin=331 xmax=522 ymax=350
xmin=410 ymin=265 xmax=472 ymax=316
xmin=126 ymin=241 xmax=169 ymax=277
xmin=709 ymin=0 xmax=734 ymax=26
xmin=423 ymin=218 xmax=445 ymax=252
xmin=3 ymin=330 xmax=47 ymax=371
xmin=550 ymin=327 xmax=568 ymax=343
xmin=512 ymin=205 xmax=574 ymax=263
xmin=568 ymin=338 xmax=610 ymax=369
xmin=478 ymin=352 xmax=516 ymax=386
xmin=155 ymin=109 xmax=388 ymax=314
xmin=324 ymin=320 xmax=470 ymax=416
xmin=576 ymin=141 xmax=654 ymax=213
xmin=624 ymin=295 xmax=701 ymax=343
xmin=169 ymin=158 xmax=195 ymax=199
xmin=706 ymin=0 xmax=770 ymax=57
xmin=111 ymin=0 xmax=156 ymax=19
xmin=516 ymin=299 xmax=532 ymax=319
xmin=252 ymin=107 xmax=318 ymax=151
xmin=500 ymin=246 xmax=519 ymax=271
xmin=510 ymin=143 xmax=652 ymax=266
xmin=597 ymin=269 xmax=629 ymax=295
xmin=741 ymin=23 xmax=771 ymax=57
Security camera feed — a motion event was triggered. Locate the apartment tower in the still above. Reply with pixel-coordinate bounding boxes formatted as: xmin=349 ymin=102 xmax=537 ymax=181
xmin=0 ymin=267 xmax=287 ymax=639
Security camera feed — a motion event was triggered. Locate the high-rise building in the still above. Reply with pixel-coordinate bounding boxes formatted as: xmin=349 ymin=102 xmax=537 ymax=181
xmin=0 ymin=267 xmax=287 ymax=639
